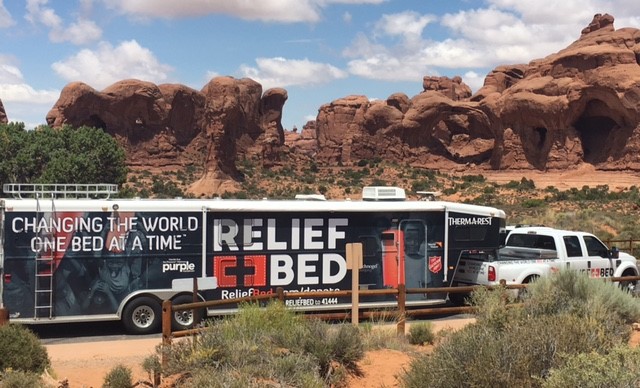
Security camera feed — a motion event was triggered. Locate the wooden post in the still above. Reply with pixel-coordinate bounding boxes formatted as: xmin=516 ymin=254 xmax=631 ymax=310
xmin=352 ymin=259 xmax=359 ymax=326
xmin=346 ymin=243 xmax=363 ymax=326
xmin=161 ymin=299 xmax=172 ymax=369
xmin=397 ymin=284 xmax=406 ymax=336
xmin=277 ymin=287 xmax=284 ymax=303
xmin=0 ymin=308 xmax=8 ymax=326
xmin=192 ymin=277 xmax=199 ymax=325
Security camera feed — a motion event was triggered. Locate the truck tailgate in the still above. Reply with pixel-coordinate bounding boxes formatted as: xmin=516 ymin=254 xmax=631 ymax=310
xmin=453 ymin=250 xmax=496 ymax=285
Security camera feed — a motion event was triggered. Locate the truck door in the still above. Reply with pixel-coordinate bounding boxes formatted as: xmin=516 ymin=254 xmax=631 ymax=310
xmin=582 ymin=235 xmax=615 ymax=279
xmin=562 ymin=235 xmax=590 ymax=274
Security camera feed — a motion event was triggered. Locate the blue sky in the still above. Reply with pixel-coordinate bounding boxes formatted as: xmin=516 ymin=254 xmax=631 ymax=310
xmin=1 ymin=1 xmax=639 ymax=131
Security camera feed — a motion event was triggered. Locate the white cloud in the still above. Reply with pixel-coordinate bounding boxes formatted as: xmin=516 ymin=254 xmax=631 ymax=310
xmin=0 ymin=83 xmax=59 ymax=104
xmin=343 ymin=3 xmax=630 ymax=83
xmin=102 ymin=0 xmax=322 ymax=22
xmin=237 ymin=57 xmax=347 ymax=90
xmin=0 ymin=0 xmax=14 ymax=28
xmin=461 ymin=71 xmax=485 ymax=93
xmin=0 ymin=59 xmax=59 ymax=105
xmin=26 ymin=0 xmax=102 ymax=45
xmin=374 ymin=11 xmax=436 ymax=45
xmin=51 ymin=40 xmax=174 ymax=90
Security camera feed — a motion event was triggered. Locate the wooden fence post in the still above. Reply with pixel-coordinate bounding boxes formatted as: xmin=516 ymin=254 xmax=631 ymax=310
xmin=277 ymin=287 xmax=285 ymax=303
xmin=161 ymin=299 xmax=172 ymax=370
xmin=0 ymin=307 xmax=8 ymax=327
xmin=397 ymin=284 xmax=406 ymax=336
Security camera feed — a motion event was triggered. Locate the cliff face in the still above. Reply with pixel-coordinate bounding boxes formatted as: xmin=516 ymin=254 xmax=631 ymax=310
xmin=42 ymin=13 xmax=640 ymax=195
xmin=45 ymin=77 xmax=287 ymax=196
xmin=291 ymin=14 xmax=640 ymax=173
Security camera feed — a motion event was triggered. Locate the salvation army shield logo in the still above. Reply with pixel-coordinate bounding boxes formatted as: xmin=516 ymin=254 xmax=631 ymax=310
xmin=428 ymin=256 xmax=442 ymax=273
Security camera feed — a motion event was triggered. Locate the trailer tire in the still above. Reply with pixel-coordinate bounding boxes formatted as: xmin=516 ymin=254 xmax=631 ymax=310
xmin=122 ymin=297 xmax=162 ymax=335
xmin=448 ymin=290 xmax=470 ymax=306
xmin=171 ymin=295 xmax=206 ymax=331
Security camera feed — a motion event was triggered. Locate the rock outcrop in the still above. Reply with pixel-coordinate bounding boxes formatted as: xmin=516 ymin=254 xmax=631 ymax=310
xmin=46 ymin=77 xmax=288 ymax=196
xmin=288 ymin=13 xmax=640 ymax=173
xmin=45 ymin=13 xmax=640 ymax=195
xmin=0 ymin=99 xmax=7 ymax=124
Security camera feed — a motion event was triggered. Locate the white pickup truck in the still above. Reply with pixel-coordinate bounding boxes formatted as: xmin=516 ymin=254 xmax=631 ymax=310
xmin=450 ymin=226 xmax=639 ymax=301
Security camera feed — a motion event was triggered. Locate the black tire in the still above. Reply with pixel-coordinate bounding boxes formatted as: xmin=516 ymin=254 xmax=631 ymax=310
xmin=448 ymin=291 xmax=470 ymax=306
xmin=122 ymin=296 xmax=162 ymax=335
xmin=618 ymin=270 xmax=638 ymax=294
xmin=171 ymin=294 xmax=205 ymax=331
xmin=518 ymin=275 xmax=539 ymax=300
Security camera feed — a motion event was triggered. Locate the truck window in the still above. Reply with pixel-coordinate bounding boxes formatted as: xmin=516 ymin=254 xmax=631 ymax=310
xmin=584 ymin=236 xmax=609 ymax=258
xmin=506 ymin=234 xmax=555 ymax=250
xmin=563 ymin=236 xmax=582 ymax=257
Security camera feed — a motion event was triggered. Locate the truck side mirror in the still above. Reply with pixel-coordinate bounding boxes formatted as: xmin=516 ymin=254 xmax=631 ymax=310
xmin=610 ymin=247 xmax=620 ymax=259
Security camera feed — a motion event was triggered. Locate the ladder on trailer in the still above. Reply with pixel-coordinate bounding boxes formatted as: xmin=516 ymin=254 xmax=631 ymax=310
xmin=34 ymin=197 xmax=55 ymax=318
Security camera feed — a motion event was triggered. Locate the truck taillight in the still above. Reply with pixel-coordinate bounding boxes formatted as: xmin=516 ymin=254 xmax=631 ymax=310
xmin=3 ymin=274 xmax=10 ymax=284
xmin=488 ymin=266 xmax=496 ymax=282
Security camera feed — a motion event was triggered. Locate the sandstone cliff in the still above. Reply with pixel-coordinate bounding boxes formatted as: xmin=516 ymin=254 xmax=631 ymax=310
xmin=42 ymin=13 xmax=640 ymax=196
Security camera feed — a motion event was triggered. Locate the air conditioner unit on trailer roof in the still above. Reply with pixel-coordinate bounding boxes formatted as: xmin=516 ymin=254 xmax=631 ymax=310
xmin=361 ymin=186 xmax=406 ymax=201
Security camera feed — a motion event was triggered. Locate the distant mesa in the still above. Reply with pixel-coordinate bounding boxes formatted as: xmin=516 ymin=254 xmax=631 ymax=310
xmin=4 ymin=12 xmax=638 ymax=196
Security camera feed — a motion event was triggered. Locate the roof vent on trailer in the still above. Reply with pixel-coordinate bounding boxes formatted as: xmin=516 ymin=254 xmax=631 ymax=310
xmin=362 ymin=186 xmax=406 ymax=201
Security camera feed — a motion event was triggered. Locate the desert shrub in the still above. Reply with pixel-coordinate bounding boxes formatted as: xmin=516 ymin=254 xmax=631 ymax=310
xmin=407 ymin=322 xmax=435 ymax=345
xmin=400 ymin=270 xmax=639 ymax=387
xmin=468 ymin=285 xmax=521 ymax=330
xmin=141 ymin=354 xmax=161 ymax=382
xmin=522 ymin=198 xmax=546 ymax=208
xmin=159 ymin=302 xmax=362 ymax=387
xmin=541 ymin=346 xmax=640 ymax=388
xmin=102 ymin=364 xmax=132 ymax=388
xmin=0 ymin=370 xmax=45 ymax=388
xmin=0 ymin=324 xmax=49 ymax=374
xmin=301 ymin=319 xmax=364 ymax=382
xmin=400 ymin=313 xmax=625 ymax=388
xmin=524 ymin=269 xmax=640 ymax=325
xmin=359 ymin=323 xmax=410 ymax=351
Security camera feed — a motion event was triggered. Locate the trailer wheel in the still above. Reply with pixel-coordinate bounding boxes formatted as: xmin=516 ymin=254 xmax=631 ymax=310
xmin=122 ymin=297 xmax=161 ymax=334
xmin=171 ymin=294 xmax=205 ymax=331
xmin=448 ymin=285 xmax=470 ymax=306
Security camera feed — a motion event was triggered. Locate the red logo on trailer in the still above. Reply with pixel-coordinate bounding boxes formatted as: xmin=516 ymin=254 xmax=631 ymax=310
xmin=428 ymin=256 xmax=442 ymax=273
xmin=213 ymin=255 xmax=267 ymax=287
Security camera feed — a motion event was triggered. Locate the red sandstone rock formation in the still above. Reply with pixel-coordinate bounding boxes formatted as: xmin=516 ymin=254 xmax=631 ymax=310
xmin=45 ymin=13 xmax=640 ymax=195
xmin=46 ymin=77 xmax=288 ymax=196
xmin=0 ymin=99 xmax=6 ymax=124
xmin=306 ymin=13 xmax=640 ymax=173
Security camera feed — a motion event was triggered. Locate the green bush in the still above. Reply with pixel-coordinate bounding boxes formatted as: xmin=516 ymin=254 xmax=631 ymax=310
xmin=0 ymin=369 xmax=45 ymax=388
xmin=400 ymin=270 xmax=640 ymax=387
xmin=524 ymin=269 xmax=640 ymax=325
xmin=0 ymin=324 xmax=49 ymax=374
xmin=159 ymin=302 xmax=362 ymax=387
xmin=102 ymin=364 xmax=132 ymax=388
xmin=407 ymin=322 xmax=435 ymax=345
xmin=542 ymin=346 xmax=640 ymax=388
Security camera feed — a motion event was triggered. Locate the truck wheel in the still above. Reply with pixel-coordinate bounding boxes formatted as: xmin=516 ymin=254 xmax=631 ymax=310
xmin=171 ymin=294 xmax=205 ymax=331
xmin=618 ymin=270 xmax=638 ymax=295
xmin=122 ymin=297 xmax=162 ymax=335
xmin=518 ymin=276 xmax=539 ymax=300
